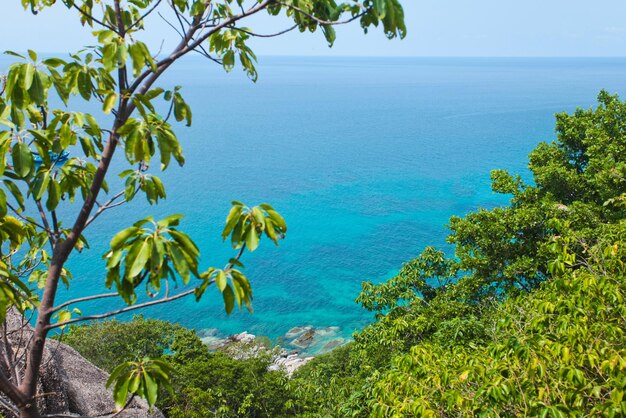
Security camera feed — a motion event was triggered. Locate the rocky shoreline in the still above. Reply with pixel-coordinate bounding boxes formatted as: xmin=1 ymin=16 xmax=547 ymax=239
xmin=198 ymin=326 xmax=349 ymax=375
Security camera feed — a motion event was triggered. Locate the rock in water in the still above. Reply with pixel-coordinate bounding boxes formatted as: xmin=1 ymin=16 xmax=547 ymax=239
xmin=285 ymin=326 xmax=311 ymax=340
xmin=229 ymin=331 xmax=256 ymax=344
xmin=292 ymin=329 xmax=317 ymax=349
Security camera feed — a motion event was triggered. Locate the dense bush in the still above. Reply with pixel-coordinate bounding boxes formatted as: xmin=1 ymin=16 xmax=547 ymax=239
xmin=61 ymin=316 xmax=189 ymax=372
xmin=365 ymin=227 xmax=626 ymax=416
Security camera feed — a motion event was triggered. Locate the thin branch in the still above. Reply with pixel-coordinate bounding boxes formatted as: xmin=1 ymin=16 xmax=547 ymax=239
xmin=0 ymin=369 xmax=25 ymax=411
xmin=2 ymin=323 xmax=20 ymax=387
xmin=51 ymin=293 xmax=119 ymax=314
xmin=34 ymin=200 xmax=54 ymax=245
xmin=6 ymin=203 xmax=47 ymax=231
xmin=170 ymin=0 xmax=190 ymax=36
xmin=159 ymin=11 xmax=185 ymax=39
xmin=41 ymin=328 xmax=65 ymax=370
xmin=192 ymin=44 xmax=223 ymax=65
xmin=170 ymin=0 xmax=192 ymax=28
xmin=126 ymin=0 xmax=163 ymax=31
xmin=85 ymin=190 xmax=126 ymax=228
xmin=225 ymin=244 xmax=246 ymax=271
xmin=230 ymin=24 xmax=298 ymax=38
xmin=50 ymin=210 xmax=59 ymax=237
xmin=107 ymin=394 xmax=136 ymax=418
xmin=127 ymin=0 xmax=273 ymax=98
xmin=12 ymin=311 xmax=34 ymax=369
xmin=46 ymin=285 xmax=210 ymax=330
xmin=0 ymin=396 xmax=19 ymax=416
xmin=276 ymin=2 xmax=368 ymax=26
xmin=160 ymin=3 xmax=220 ymax=65
xmin=70 ymin=3 xmax=117 ymax=32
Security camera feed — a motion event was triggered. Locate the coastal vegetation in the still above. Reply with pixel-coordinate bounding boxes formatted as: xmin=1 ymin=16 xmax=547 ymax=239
xmin=0 ymin=0 xmax=406 ymax=417
xmin=62 ymin=91 xmax=626 ymax=416
xmin=0 ymin=0 xmax=625 ymax=416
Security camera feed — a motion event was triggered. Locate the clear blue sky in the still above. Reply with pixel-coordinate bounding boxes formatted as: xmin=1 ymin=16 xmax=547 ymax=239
xmin=3 ymin=0 xmax=626 ymax=56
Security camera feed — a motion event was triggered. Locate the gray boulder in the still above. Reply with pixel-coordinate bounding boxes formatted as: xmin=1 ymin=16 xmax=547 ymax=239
xmin=1 ymin=310 xmax=163 ymax=417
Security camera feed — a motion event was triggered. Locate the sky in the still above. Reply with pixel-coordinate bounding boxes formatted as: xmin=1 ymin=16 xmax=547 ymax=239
xmin=2 ymin=0 xmax=626 ymax=56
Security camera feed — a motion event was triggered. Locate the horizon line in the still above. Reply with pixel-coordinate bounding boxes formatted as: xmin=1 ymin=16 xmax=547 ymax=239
xmin=5 ymin=52 xmax=626 ymax=59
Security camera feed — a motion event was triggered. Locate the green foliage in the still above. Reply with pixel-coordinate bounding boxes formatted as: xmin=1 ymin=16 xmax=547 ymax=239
xmin=61 ymin=315 xmax=190 ymax=372
xmin=451 ymin=92 xmax=625 ymax=296
xmin=107 ymin=357 xmax=175 ymax=410
xmin=336 ymin=92 xmax=626 ymax=416
xmin=63 ymin=316 xmax=299 ymax=417
xmin=365 ymin=229 xmax=626 ymax=416
xmin=104 ymin=215 xmax=200 ymax=304
xmin=287 ymin=343 xmax=366 ymax=417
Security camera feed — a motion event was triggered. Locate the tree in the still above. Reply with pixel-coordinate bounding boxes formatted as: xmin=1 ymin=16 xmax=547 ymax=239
xmin=337 ymin=92 xmax=626 ymax=416
xmin=0 ymin=1 xmax=406 ymax=416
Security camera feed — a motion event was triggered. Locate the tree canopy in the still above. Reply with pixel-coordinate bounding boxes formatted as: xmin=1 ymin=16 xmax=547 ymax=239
xmin=0 ymin=1 xmax=406 ymax=416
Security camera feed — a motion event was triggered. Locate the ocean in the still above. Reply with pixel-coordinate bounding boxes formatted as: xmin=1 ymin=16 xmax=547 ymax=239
xmin=42 ymin=56 xmax=626 ymax=351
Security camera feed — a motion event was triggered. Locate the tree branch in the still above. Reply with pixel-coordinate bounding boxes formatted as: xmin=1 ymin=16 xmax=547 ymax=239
xmin=0 ymin=369 xmax=26 ymax=412
xmin=70 ymin=3 xmax=117 ymax=32
xmin=51 ymin=292 xmax=119 ymax=314
xmin=127 ymin=0 xmax=273 ymax=99
xmin=34 ymin=200 xmax=54 ymax=246
xmin=0 ymin=395 xmax=19 ymax=417
xmin=126 ymin=0 xmax=163 ymax=31
xmin=46 ymin=285 xmax=208 ymax=330
xmin=85 ymin=190 xmax=126 ymax=228
xmin=230 ymin=24 xmax=298 ymax=38
xmin=6 ymin=202 xmax=47 ymax=231
xmin=2 ymin=322 xmax=20 ymax=387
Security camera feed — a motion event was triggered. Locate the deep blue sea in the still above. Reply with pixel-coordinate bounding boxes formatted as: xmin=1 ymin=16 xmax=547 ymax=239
xmin=42 ymin=57 xmax=626 ymax=347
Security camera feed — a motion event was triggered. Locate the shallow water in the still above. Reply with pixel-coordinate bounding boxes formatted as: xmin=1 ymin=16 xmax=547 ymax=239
xmin=26 ymin=56 xmax=626 ymax=346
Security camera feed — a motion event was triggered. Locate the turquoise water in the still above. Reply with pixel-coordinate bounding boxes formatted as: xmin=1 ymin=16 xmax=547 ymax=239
xmin=45 ymin=57 xmax=626 ymax=342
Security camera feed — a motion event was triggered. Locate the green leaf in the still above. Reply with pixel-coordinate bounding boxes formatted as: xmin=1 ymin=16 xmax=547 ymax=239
xmin=127 ymin=238 xmax=152 ymax=278
xmin=77 ymin=70 xmax=92 ymax=100
xmin=42 ymin=58 xmax=66 ymax=68
xmin=106 ymin=362 xmax=129 ymax=389
xmin=103 ymin=92 xmax=117 ymax=114
xmin=0 ymin=189 xmax=7 ymax=218
xmin=168 ymin=244 xmax=190 ymax=284
xmin=11 ymin=142 xmax=33 ymax=178
xmin=29 ymin=71 xmax=45 ymax=105
xmin=45 ymin=179 xmax=61 ymax=211
xmin=216 ymin=270 xmax=227 ymax=292
xmin=110 ymin=226 xmax=140 ymax=250
xmin=266 ymin=209 xmax=287 ymax=231
xmin=22 ymin=63 xmax=35 ymax=90
xmin=223 ymin=285 xmax=235 ymax=314
xmin=168 ymin=230 xmax=199 ymax=257
xmin=143 ymin=370 xmax=158 ymax=407
xmin=222 ymin=205 xmax=243 ymax=240
xmin=245 ymin=228 xmax=259 ymax=252
xmin=157 ymin=214 xmax=183 ymax=228
xmin=4 ymin=180 xmax=25 ymax=210
xmin=113 ymin=373 xmax=131 ymax=407
xmin=4 ymin=51 xmax=25 ymax=59
xmin=374 ymin=0 xmax=387 ymax=18
xmin=32 ymin=171 xmax=50 ymax=201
